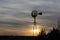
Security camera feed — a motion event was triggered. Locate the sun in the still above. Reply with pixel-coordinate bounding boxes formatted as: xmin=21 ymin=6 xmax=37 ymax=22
xmin=31 ymin=25 xmax=42 ymax=36
xmin=32 ymin=29 xmax=40 ymax=33
xmin=33 ymin=29 xmax=39 ymax=32
xmin=32 ymin=29 xmax=40 ymax=36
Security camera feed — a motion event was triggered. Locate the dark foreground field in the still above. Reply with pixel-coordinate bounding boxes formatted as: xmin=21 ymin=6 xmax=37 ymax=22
xmin=0 ymin=36 xmax=60 ymax=40
xmin=0 ymin=36 xmax=37 ymax=40
xmin=0 ymin=29 xmax=60 ymax=40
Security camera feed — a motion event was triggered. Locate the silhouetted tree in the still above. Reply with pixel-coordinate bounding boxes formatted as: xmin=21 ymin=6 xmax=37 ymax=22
xmin=38 ymin=28 xmax=60 ymax=40
xmin=46 ymin=28 xmax=60 ymax=40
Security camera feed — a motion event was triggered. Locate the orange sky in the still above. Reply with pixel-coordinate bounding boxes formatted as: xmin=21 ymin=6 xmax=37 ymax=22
xmin=0 ymin=24 xmax=53 ymax=36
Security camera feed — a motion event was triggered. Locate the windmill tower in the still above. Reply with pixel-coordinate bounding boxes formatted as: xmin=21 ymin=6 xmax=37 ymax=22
xmin=31 ymin=10 xmax=42 ymax=36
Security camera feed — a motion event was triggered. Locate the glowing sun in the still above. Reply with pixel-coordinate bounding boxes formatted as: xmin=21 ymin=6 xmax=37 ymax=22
xmin=33 ymin=29 xmax=39 ymax=32
xmin=32 ymin=29 xmax=40 ymax=33
xmin=31 ymin=29 xmax=40 ymax=36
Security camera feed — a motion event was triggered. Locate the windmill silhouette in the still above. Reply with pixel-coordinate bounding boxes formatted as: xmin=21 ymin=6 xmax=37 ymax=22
xmin=31 ymin=10 xmax=42 ymax=36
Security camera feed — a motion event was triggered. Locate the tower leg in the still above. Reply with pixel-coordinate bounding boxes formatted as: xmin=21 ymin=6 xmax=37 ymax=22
xmin=33 ymin=17 xmax=37 ymax=36
xmin=34 ymin=17 xmax=37 ymax=30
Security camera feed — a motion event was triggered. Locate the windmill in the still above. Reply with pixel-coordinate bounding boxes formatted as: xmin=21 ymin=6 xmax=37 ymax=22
xmin=31 ymin=10 xmax=42 ymax=36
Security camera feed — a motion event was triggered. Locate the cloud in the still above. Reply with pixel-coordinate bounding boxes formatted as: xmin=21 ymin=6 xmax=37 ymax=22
xmin=0 ymin=0 xmax=60 ymax=25
xmin=0 ymin=0 xmax=60 ymax=26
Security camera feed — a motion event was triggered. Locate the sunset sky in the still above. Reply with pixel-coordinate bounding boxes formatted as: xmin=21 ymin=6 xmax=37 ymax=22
xmin=0 ymin=0 xmax=60 ymax=36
